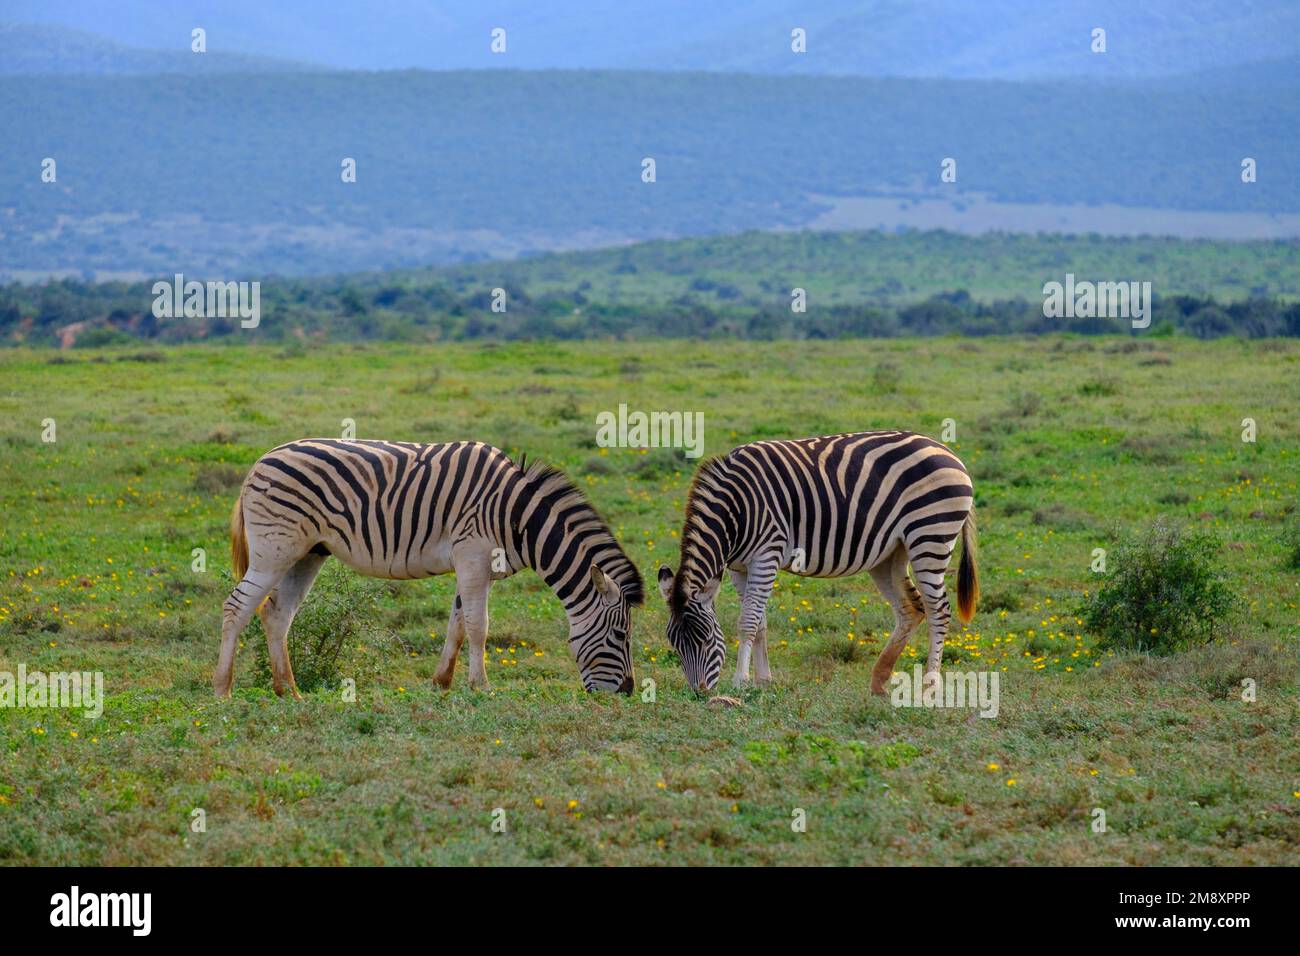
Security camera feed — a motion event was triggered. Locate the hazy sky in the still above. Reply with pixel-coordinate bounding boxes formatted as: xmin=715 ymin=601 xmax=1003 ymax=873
xmin=8 ymin=0 xmax=1299 ymax=78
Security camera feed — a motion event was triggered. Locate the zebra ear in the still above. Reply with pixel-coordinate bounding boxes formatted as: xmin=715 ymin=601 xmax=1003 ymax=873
xmin=691 ymin=577 xmax=721 ymax=605
xmin=591 ymin=565 xmax=620 ymax=603
xmin=657 ymin=566 xmax=675 ymax=602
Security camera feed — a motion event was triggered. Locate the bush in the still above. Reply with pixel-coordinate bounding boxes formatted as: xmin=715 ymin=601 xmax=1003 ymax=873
xmin=870 ymin=362 xmax=901 ymax=394
xmin=1080 ymin=520 xmax=1239 ymax=654
xmin=1282 ymin=520 xmax=1300 ymax=571
xmin=581 ymin=455 xmax=615 ymax=475
xmin=193 ymin=463 xmax=245 ymax=494
xmin=1006 ymin=391 xmax=1043 ymax=418
xmin=632 ymin=446 xmax=689 ymax=479
xmin=813 ymin=633 xmax=862 ymax=663
xmin=1078 ymin=374 xmax=1119 ymax=397
xmin=251 ymin=564 xmax=395 ymax=693
xmin=71 ymin=326 xmax=134 ymax=348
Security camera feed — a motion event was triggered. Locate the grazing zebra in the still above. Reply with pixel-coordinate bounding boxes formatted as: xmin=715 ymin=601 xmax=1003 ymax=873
xmin=658 ymin=431 xmax=977 ymax=693
xmin=214 ymin=439 xmax=644 ymax=698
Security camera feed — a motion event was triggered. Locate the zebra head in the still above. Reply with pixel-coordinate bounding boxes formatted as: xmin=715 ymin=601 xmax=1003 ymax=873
xmin=658 ymin=566 xmax=725 ymax=692
xmin=570 ymin=564 xmax=641 ymax=694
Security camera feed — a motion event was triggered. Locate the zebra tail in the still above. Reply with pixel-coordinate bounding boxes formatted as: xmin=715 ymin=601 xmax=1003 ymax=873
xmin=957 ymin=509 xmax=979 ymax=624
xmin=230 ymin=497 xmax=249 ymax=581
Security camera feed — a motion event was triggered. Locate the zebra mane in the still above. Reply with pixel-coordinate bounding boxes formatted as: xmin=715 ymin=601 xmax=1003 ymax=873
xmin=517 ymin=458 xmax=645 ymax=607
xmin=670 ymin=454 xmax=733 ymax=616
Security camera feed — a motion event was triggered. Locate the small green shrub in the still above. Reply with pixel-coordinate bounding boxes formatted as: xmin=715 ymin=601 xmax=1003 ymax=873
xmin=871 ymin=362 xmax=901 ymax=394
xmin=398 ymin=368 xmax=442 ymax=394
xmin=1281 ymin=521 xmax=1300 ymax=571
xmin=1006 ymin=391 xmax=1043 ymax=418
xmin=1031 ymin=502 xmax=1096 ymax=531
xmin=980 ymin=587 xmax=1022 ymax=612
xmin=251 ymin=563 xmax=395 ymax=692
xmin=632 ymin=446 xmax=688 ymax=479
xmin=814 ymin=634 xmax=862 ymax=663
xmin=1079 ymin=520 xmax=1239 ymax=654
xmin=193 ymin=462 xmax=245 ymax=494
xmin=72 ymin=327 xmax=134 ymax=348
xmin=582 ymin=455 xmax=615 ymax=475
xmin=1079 ymin=374 xmax=1119 ymax=397
xmin=1 ymin=607 xmax=62 ymax=635
xmin=546 ymin=395 xmax=583 ymax=423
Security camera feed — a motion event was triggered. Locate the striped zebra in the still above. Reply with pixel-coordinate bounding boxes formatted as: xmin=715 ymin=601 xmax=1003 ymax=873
xmin=657 ymin=431 xmax=978 ymax=693
xmin=214 ymin=439 xmax=644 ymax=698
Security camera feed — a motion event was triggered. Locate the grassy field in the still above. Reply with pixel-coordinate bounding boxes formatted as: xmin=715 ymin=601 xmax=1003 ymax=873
xmin=1 ymin=337 xmax=1298 ymax=865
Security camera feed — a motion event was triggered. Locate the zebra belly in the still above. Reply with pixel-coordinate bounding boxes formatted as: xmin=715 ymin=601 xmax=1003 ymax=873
xmin=725 ymin=544 xmax=888 ymax=580
xmin=776 ymin=553 xmax=884 ymax=578
xmin=775 ymin=531 xmax=905 ymax=578
xmin=322 ymin=531 xmax=457 ymax=580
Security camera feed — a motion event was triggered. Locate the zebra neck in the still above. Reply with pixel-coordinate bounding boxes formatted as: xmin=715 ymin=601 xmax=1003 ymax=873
xmin=678 ymin=463 xmax=768 ymax=591
xmin=500 ymin=518 xmax=589 ymax=616
xmin=678 ymin=515 xmax=737 ymax=594
xmin=526 ymin=549 xmax=596 ymax=621
xmin=496 ymin=459 xmax=640 ymax=617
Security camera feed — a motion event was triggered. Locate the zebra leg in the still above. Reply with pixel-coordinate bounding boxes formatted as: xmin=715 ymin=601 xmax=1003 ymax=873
xmin=752 ymin=613 xmax=772 ymax=685
xmin=432 ymin=591 xmax=466 ymax=689
xmin=456 ymin=565 xmax=493 ymax=691
xmin=214 ymin=567 xmax=281 ymax=697
xmin=731 ymin=558 xmax=776 ymax=688
xmin=730 ymin=569 xmax=774 ymax=686
xmin=258 ymin=552 xmax=327 ymax=700
xmin=728 ymin=569 xmax=750 ymax=683
xmin=909 ymin=538 xmax=960 ymax=684
xmin=868 ymin=546 xmax=925 ymax=695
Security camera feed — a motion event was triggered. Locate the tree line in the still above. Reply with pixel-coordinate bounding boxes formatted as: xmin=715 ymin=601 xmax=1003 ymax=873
xmin=3 ymin=278 xmax=1298 ymax=347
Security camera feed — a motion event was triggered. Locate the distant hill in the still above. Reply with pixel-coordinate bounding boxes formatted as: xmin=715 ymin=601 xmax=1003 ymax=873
xmin=1148 ymin=54 xmax=1300 ymax=91
xmin=5 ymin=0 xmax=1299 ymax=79
xmin=0 ymin=22 xmax=320 ymax=75
xmin=2 ymin=68 xmax=1296 ymax=279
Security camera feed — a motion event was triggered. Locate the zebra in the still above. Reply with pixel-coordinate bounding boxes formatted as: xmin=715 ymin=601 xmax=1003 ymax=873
xmin=657 ymin=431 xmax=978 ymax=693
xmin=213 ymin=439 xmax=644 ymax=698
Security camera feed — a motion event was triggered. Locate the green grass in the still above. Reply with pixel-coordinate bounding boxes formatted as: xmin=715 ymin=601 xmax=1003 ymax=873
xmin=1 ymin=337 xmax=1298 ymax=864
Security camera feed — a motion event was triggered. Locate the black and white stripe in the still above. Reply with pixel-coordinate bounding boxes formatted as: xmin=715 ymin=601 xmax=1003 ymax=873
xmin=658 ymin=431 xmax=977 ymax=692
xmin=214 ymin=439 xmax=643 ymax=697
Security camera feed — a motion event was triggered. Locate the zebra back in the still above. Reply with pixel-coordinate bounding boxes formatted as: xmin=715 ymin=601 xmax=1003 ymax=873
xmin=670 ymin=431 xmax=973 ymax=604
